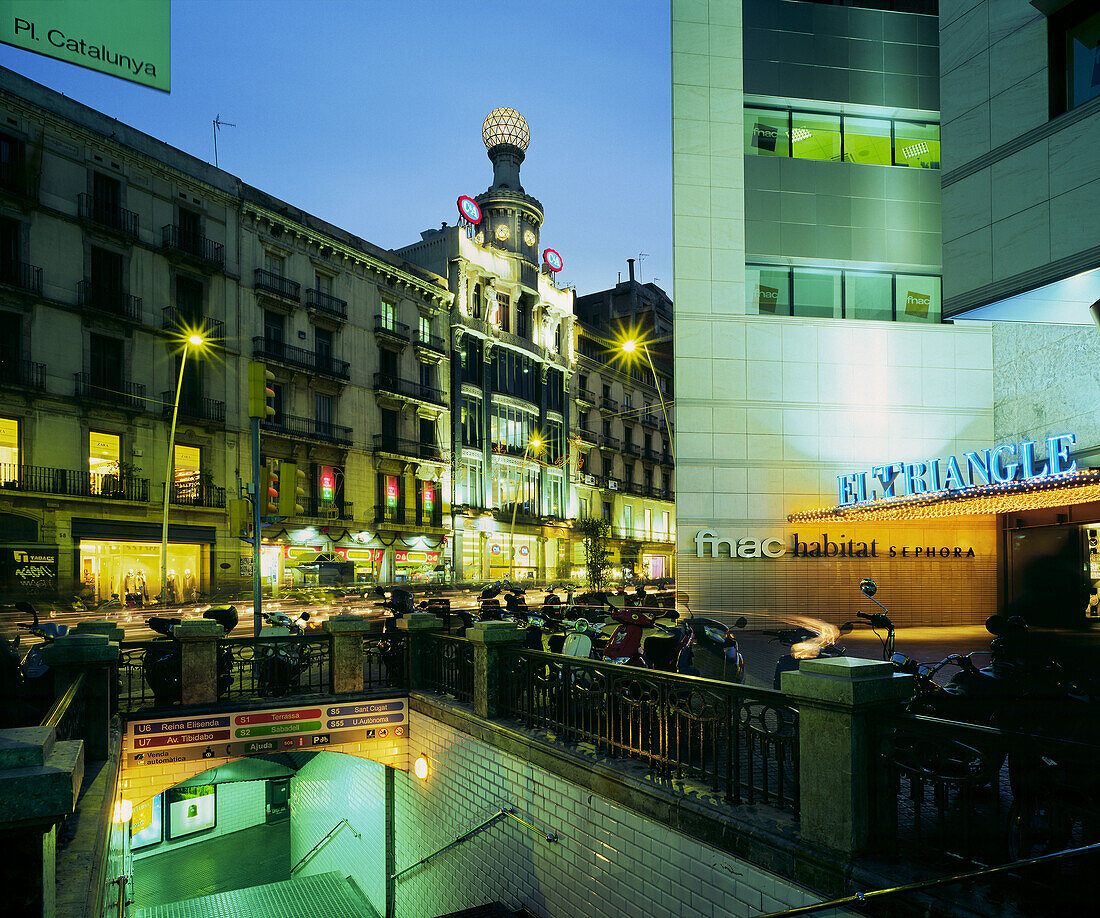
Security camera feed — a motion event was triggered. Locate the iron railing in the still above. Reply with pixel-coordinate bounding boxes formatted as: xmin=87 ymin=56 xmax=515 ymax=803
xmin=642 ymin=415 xmax=660 ymax=429
xmin=217 ymin=634 xmax=333 ymax=701
xmin=599 ymin=434 xmax=621 ymax=451
xmin=414 ymin=329 xmax=446 ymax=352
xmin=0 ymin=462 xmax=150 ymax=501
xmin=373 ymin=435 xmax=443 ymax=461
xmin=0 ymin=357 xmax=46 ymax=389
xmin=501 ymin=647 xmax=800 ymax=810
xmin=261 ymin=412 xmax=353 ymax=445
xmin=161 ymin=306 xmax=226 ymax=343
xmin=600 ymin=396 xmax=618 ymax=412
xmin=306 ymin=288 xmax=348 ymax=319
xmin=254 ymin=268 xmax=301 ymax=301
xmin=643 ymin=447 xmax=661 ymax=462
xmin=418 ymin=633 xmax=474 ymax=704
xmin=170 ymin=480 xmax=227 ymax=508
xmin=77 ymin=193 xmax=138 ymax=238
xmin=161 ymin=392 xmax=227 ymax=425
xmin=622 ymin=441 xmax=640 ymax=458
xmin=118 ymin=641 xmax=166 ymax=712
xmin=661 ymin=453 xmax=674 ymax=467
xmin=365 ymin=633 xmax=408 ymax=691
xmin=299 ymin=498 xmax=353 ymax=520
xmin=78 ymin=280 xmax=142 ymax=320
xmin=74 ymin=372 xmax=146 ymax=411
xmin=161 ymin=225 xmax=225 ymax=269
xmin=576 ymin=387 xmax=596 ymax=404
xmin=374 ymin=314 xmax=410 ymax=340
xmin=576 ymin=427 xmax=598 ymax=443
xmin=0 ymin=260 xmax=43 ymax=295
xmin=252 ymin=336 xmax=350 ymax=379
xmin=374 ymin=503 xmax=406 ymax=525
xmin=372 ymin=372 xmax=444 ymax=405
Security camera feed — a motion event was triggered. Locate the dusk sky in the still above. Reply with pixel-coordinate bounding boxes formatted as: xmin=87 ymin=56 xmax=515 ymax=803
xmin=0 ymin=0 xmax=673 ymax=296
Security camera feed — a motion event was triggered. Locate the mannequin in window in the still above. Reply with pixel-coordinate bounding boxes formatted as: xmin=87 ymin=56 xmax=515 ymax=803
xmin=134 ymin=569 xmax=148 ymax=602
xmin=165 ymin=569 xmax=180 ymax=604
xmin=183 ymin=568 xmax=196 ymax=601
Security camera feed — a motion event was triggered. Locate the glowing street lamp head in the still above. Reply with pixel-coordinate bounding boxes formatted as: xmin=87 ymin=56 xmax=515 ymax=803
xmin=529 ymin=437 xmax=542 ymax=452
xmin=621 ymin=339 xmax=638 ymax=354
xmin=188 ymin=334 xmax=205 ymax=347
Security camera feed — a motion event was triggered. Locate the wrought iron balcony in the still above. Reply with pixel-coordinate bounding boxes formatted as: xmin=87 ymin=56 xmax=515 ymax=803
xmin=372 ymin=372 xmax=444 ymax=406
xmin=661 ymin=452 xmax=674 ymax=467
xmin=576 ymin=427 xmax=598 ymax=443
xmin=622 ymin=441 xmax=640 ymax=458
xmin=374 ymin=503 xmax=406 ymax=525
xmin=306 ymin=288 xmax=348 ymax=320
xmin=642 ymin=415 xmax=660 ymax=429
xmin=576 ymin=387 xmax=596 ymax=405
xmin=0 ymin=357 xmax=45 ymax=390
xmin=252 ymin=337 xmax=350 ymax=380
xmin=0 ymin=260 xmax=43 ymax=295
xmin=254 ymin=269 xmax=301 ymax=302
xmin=0 ymin=463 xmax=149 ymax=501
xmin=599 ymin=434 xmax=621 ymax=451
xmin=161 ymin=225 xmax=225 ymax=270
xmin=647 ymin=485 xmax=674 ymax=500
xmin=374 ymin=314 xmax=410 ymax=341
xmin=77 ymin=193 xmax=138 ymax=238
xmin=372 ymin=435 xmax=444 ymax=462
xmin=161 ymin=306 xmax=225 ymax=343
xmin=74 ymin=372 xmax=146 ymax=411
xmin=414 ymin=329 xmax=446 ymax=353
xmin=643 ymin=447 xmax=661 ymax=463
xmin=300 ymin=498 xmax=354 ymax=521
xmin=599 ymin=396 xmax=618 ymax=412
xmin=160 ymin=392 xmax=226 ymax=425
xmin=170 ymin=480 xmax=227 ymax=508
xmin=261 ymin=412 xmax=353 ymax=446
xmin=624 ymin=480 xmax=647 ymax=496
xmin=78 ymin=280 xmax=142 ymax=321
xmin=602 ymin=476 xmax=622 ymax=492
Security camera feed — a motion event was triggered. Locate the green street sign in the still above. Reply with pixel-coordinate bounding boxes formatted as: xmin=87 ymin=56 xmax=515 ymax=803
xmin=0 ymin=0 xmax=170 ymax=92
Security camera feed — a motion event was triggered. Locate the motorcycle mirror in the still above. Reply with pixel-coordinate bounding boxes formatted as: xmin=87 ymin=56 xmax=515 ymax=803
xmin=733 ymin=616 xmax=747 ymax=629
xmin=838 ymin=622 xmax=854 ymax=636
xmin=300 ymin=611 xmax=311 ymax=621
xmin=859 ymin=578 xmax=877 ymax=597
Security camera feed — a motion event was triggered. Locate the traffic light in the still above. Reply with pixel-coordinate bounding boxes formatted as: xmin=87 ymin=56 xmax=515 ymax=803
xmin=228 ymin=498 xmax=252 ymax=538
xmin=248 ymin=362 xmax=275 ymax=419
xmin=265 ymin=462 xmax=280 ymax=516
xmin=278 ymin=462 xmax=306 ymax=517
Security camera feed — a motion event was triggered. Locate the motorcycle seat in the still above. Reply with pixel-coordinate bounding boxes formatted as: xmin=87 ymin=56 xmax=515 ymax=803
xmin=644 ymin=633 xmax=682 ymax=669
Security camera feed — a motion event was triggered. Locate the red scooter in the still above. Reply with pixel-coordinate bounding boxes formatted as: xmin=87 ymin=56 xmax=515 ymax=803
xmin=601 ymin=605 xmax=695 ymax=674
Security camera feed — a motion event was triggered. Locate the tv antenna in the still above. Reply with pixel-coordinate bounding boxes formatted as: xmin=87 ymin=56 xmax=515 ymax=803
xmin=637 ymin=252 xmax=649 ymax=280
xmin=212 ymin=114 xmax=236 ymax=168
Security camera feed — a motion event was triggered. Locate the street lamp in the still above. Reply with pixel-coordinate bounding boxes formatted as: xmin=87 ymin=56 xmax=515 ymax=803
xmin=160 ymin=333 xmax=207 ymax=604
xmin=509 ymin=436 xmax=542 ymax=581
xmin=621 ymin=337 xmax=674 ymax=462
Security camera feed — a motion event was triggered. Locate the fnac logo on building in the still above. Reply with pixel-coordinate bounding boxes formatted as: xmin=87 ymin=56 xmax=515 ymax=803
xmin=694 ymin=530 xmax=786 ymax=560
xmin=904 ymin=290 xmax=930 ymax=317
xmin=751 ymin=122 xmax=778 ymax=152
xmin=756 ymin=284 xmax=779 ymax=312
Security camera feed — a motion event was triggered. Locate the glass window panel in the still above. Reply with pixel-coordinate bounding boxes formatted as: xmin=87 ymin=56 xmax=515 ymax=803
xmin=792 ymin=268 xmax=841 ymax=318
xmin=846 ymin=271 xmax=894 ymax=321
xmin=89 ymin=431 xmax=120 ymax=475
xmin=895 ymin=275 xmax=941 ymax=323
xmin=1066 ymin=10 xmax=1100 ymax=110
xmin=790 ymin=112 xmax=842 ymax=162
xmin=746 ymin=265 xmax=790 ymax=315
xmin=0 ymin=417 xmax=17 ymax=467
xmin=745 ymin=108 xmax=789 ymax=157
xmin=843 ymin=116 xmax=892 ymax=165
xmin=894 ymin=121 xmax=940 ymax=169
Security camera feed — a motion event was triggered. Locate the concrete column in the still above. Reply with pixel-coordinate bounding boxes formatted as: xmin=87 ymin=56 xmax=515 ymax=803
xmin=466 ymin=621 xmax=523 ymax=719
xmin=782 ymin=657 xmax=913 ymax=857
xmin=397 ymin=612 xmax=443 ymax=691
xmin=323 ymin=615 xmax=379 ymax=694
xmin=175 ymin=619 xmax=224 ymax=706
xmin=40 ymin=633 xmax=120 ymax=761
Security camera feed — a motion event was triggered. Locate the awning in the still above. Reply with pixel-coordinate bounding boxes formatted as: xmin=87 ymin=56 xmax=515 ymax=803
xmin=787 ymin=469 xmax=1100 ymax=523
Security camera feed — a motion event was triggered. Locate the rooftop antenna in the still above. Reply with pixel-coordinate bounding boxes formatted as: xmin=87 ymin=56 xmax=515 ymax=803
xmin=637 ymin=252 xmax=649 ymax=281
xmin=212 ymin=114 xmax=236 ymax=168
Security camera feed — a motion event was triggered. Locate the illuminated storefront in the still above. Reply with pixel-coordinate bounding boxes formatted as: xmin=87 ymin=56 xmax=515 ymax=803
xmin=79 ymin=540 xmax=205 ymax=605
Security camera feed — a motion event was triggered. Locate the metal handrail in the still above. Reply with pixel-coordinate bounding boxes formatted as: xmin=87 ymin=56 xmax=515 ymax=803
xmin=390 ymin=808 xmax=556 ymax=881
xmin=291 ymin=818 xmax=361 ymax=875
xmin=110 ymin=875 xmax=130 ymax=917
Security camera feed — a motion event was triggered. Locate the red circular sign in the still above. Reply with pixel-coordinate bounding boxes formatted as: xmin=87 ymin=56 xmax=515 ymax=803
xmin=457 ymin=195 xmax=482 ymax=224
xmin=542 ymin=248 xmax=564 ymax=272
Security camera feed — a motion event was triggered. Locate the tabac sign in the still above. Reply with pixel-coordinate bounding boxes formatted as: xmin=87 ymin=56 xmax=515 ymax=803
xmin=835 ymin=433 xmax=1077 ymax=508
xmin=1 ymin=0 xmax=170 ymax=92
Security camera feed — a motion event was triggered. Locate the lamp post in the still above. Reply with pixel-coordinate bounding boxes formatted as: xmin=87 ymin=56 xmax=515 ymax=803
xmin=160 ymin=333 xmax=206 ymax=604
xmin=509 ymin=436 xmax=542 ymax=581
xmin=622 ymin=338 xmax=674 ymax=462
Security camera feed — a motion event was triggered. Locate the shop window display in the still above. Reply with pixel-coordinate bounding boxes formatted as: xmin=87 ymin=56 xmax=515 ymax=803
xmin=79 ymin=540 xmax=204 ymax=606
xmin=0 ymin=416 xmax=17 ymax=473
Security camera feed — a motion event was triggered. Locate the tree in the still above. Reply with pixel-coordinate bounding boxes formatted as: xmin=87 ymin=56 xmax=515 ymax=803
xmin=578 ymin=516 xmax=612 ymax=590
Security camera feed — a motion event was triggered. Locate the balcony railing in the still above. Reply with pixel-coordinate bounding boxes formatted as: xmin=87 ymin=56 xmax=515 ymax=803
xmin=161 ymin=306 xmax=226 ymax=343
xmin=643 ymin=447 xmax=661 ymax=462
xmin=414 ymin=329 xmax=446 ymax=352
xmin=372 ymin=372 xmax=444 ymax=406
xmin=301 ymin=498 xmax=354 ymax=521
xmin=306 ymin=288 xmax=347 ymax=319
xmin=0 ymin=357 xmax=46 ymax=389
xmin=642 ymin=415 xmax=660 ymax=429
xmin=647 ymin=485 xmax=674 ymax=500
xmin=374 ymin=314 xmax=410 ymax=340
xmin=0 ymin=463 xmax=149 ymax=501
xmin=576 ymin=387 xmax=596 ymax=404
xmin=254 ymin=268 xmax=301 ymax=302
xmin=161 ymin=225 xmax=225 ymax=270
xmin=661 ymin=452 xmax=674 ymax=467
xmin=623 ymin=480 xmax=647 ymax=496
xmin=599 ymin=434 xmax=621 ymax=451
xmin=261 ymin=413 xmax=353 ymax=445
xmin=0 ymin=261 xmax=43 ymax=295
xmin=252 ymin=337 xmax=350 ymax=380
xmin=78 ymin=280 xmax=142 ymax=321
xmin=374 ymin=503 xmax=406 ymax=525
xmin=576 ymin=427 xmax=598 ymax=443
xmin=74 ymin=372 xmax=146 ymax=411
xmin=623 ymin=441 xmax=640 ymax=458
xmin=77 ymin=193 xmax=138 ymax=238
xmin=160 ymin=392 xmax=226 ymax=425
xmin=600 ymin=396 xmax=618 ymax=412
xmin=170 ymin=480 xmax=227 ymax=508
xmin=373 ymin=435 xmax=443 ymax=461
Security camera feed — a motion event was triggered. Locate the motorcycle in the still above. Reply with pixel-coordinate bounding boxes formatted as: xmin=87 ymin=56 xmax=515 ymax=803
xmin=601 ymin=602 xmax=695 ymax=674
xmin=0 ymin=602 xmax=69 ymax=724
xmin=143 ymin=605 xmax=239 ymax=705
xmin=257 ymin=609 xmax=314 ymax=696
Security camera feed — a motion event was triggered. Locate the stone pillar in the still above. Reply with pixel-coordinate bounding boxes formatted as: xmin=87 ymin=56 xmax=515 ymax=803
xmin=175 ymin=619 xmax=223 ymax=706
xmin=397 ymin=612 xmax=443 ymax=692
xmin=324 ymin=615 xmax=379 ymax=694
xmin=466 ymin=621 xmax=523 ymax=719
xmin=0 ymin=725 xmax=83 ymax=918
xmin=40 ymin=633 xmax=119 ymax=761
xmin=782 ymin=657 xmax=913 ymax=857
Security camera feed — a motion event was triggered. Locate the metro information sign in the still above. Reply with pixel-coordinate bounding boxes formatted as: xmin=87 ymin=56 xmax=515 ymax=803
xmin=125 ymin=699 xmax=407 ymax=769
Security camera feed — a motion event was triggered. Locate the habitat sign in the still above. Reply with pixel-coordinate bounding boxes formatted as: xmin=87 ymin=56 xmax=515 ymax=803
xmin=1 ymin=0 xmax=170 ymax=92
xmin=836 ymin=434 xmax=1077 ymax=508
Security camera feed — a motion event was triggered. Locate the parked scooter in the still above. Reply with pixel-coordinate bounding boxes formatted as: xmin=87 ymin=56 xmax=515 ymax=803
xmin=0 ymin=602 xmax=69 ymax=724
xmin=144 ymin=605 xmax=239 ymax=705
xmin=257 ymin=608 xmax=314 ymax=696
xmin=601 ymin=602 xmax=695 ymax=674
